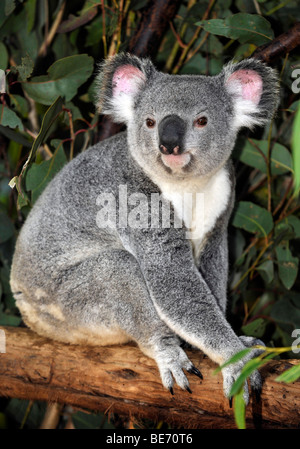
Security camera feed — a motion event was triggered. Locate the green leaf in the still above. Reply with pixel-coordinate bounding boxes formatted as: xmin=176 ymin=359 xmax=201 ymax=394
xmin=22 ymin=97 xmax=63 ymax=170
xmin=274 ymin=222 xmax=295 ymax=243
xmin=233 ymin=389 xmax=246 ymax=429
xmin=25 ymin=0 xmax=37 ymax=32
xmin=242 ymin=318 xmax=267 ymax=338
xmin=16 ymin=54 xmax=34 ymax=81
xmin=57 ymin=7 xmax=98 ymax=33
xmin=256 ymin=260 xmax=274 ymax=284
xmin=10 ymin=97 xmax=63 ymax=209
xmin=0 ymin=43 xmax=8 ymax=70
xmin=271 ymin=296 xmax=300 ymax=332
xmin=0 ymin=312 xmax=21 ymax=326
xmin=276 ymin=244 xmax=299 ymax=290
xmin=0 ymin=105 xmax=23 ymax=130
xmin=5 ymin=0 xmax=16 ymax=16
xmin=22 ymin=55 xmax=94 ymax=105
xmin=292 ymin=104 xmax=300 ymax=195
xmin=286 ymin=216 xmax=300 ymax=239
xmin=10 ymin=94 xmax=29 ymax=117
xmin=0 ymin=211 xmax=15 ymax=243
xmin=0 ymin=125 xmax=31 ymax=147
xmin=231 ymin=201 xmax=274 ymax=238
xmin=276 ymin=364 xmax=300 ymax=384
xmin=196 ymin=13 xmax=274 ymax=46
xmin=234 ymin=139 xmax=293 ymax=175
xmin=25 ymin=143 xmax=67 ymax=203
xmin=85 ymin=15 xmax=103 ymax=47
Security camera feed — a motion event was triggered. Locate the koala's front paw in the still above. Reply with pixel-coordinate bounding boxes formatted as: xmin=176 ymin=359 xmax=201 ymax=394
xmin=155 ymin=344 xmax=202 ymax=395
xmin=222 ymin=362 xmax=262 ymax=406
xmin=222 ymin=339 xmax=265 ymax=406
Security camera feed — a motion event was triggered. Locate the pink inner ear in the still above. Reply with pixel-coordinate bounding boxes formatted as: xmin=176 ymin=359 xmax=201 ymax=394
xmin=112 ymin=65 xmax=146 ymax=97
xmin=227 ymin=69 xmax=263 ymax=105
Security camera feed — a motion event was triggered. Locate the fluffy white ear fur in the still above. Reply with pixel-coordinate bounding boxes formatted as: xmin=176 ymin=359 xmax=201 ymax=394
xmin=107 ymin=65 xmax=146 ymax=123
xmin=225 ymin=67 xmax=264 ymax=130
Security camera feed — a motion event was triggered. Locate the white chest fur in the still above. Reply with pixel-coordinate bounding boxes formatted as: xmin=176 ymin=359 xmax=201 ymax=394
xmin=153 ymin=167 xmax=231 ymax=259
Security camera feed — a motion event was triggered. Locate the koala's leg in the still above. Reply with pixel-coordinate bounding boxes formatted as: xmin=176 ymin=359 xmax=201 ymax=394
xmin=15 ymin=250 xmax=201 ymax=393
xmin=195 ymin=230 xmax=264 ymax=399
xmin=196 ymin=229 xmax=228 ymax=314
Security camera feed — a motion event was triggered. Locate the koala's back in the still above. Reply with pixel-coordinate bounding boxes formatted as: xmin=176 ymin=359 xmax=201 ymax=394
xmin=10 ymin=132 xmax=130 ymax=303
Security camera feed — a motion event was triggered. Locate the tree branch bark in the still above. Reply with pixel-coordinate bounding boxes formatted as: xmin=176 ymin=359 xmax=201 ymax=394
xmin=0 ymin=326 xmax=299 ymax=429
xmin=128 ymin=0 xmax=182 ymax=58
xmin=252 ymin=22 xmax=300 ymax=63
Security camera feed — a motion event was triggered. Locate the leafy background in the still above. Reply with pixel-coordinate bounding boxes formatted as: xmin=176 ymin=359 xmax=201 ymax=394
xmin=0 ymin=0 xmax=299 ymax=429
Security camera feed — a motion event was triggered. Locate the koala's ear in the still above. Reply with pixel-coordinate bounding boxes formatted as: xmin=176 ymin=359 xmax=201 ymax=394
xmin=96 ymin=53 xmax=156 ymax=123
xmin=223 ymin=58 xmax=280 ymax=130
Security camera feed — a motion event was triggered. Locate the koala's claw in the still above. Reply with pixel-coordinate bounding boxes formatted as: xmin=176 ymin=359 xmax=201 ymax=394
xmin=169 ymin=387 xmax=174 ymax=396
xmin=185 ymin=386 xmax=192 ymax=394
xmin=187 ymin=365 xmax=203 ymax=380
xmin=156 ymin=343 xmax=196 ymax=394
xmin=229 ymin=397 xmax=233 ymax=408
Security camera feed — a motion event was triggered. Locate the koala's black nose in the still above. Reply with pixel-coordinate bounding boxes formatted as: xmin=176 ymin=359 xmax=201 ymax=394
xmin=158 ymin=115 xmax=185 ymax=155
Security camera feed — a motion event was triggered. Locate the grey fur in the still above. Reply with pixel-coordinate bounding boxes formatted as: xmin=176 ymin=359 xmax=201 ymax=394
xmin=10 ymin=54 xmax=279 ymax=403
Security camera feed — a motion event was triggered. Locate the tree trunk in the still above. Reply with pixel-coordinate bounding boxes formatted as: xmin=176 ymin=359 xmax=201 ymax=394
xmin=0 ymin=326 xmax=299 ymax=429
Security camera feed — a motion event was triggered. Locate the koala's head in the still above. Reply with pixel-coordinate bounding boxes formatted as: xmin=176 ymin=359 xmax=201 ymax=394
xmin=96 ymin=53 xmax=279 ymax=182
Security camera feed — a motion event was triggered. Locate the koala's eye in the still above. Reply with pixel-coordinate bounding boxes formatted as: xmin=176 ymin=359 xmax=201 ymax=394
xmin=194 ymin=116 xmax=208 ymax=128
xmin=146 ymin=118 xmax=156 ymax=128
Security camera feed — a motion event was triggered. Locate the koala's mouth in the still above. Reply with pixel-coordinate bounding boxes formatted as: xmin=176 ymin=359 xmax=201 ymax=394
xmin=161 ymin=153 xmax=191 ymax=170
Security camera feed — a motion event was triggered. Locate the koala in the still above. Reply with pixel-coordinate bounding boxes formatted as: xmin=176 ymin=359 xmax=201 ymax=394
xmin=10 ymin=53 xmax=279 ymax=404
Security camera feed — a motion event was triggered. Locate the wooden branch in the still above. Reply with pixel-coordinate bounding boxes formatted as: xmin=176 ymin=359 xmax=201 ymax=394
xmin=252 ymin=22 xmax=300 ymax=63
xmin=128 ymin=0 xmax=182 ymax=58
xmin=0 ymin=326 xmax=299 ymax=429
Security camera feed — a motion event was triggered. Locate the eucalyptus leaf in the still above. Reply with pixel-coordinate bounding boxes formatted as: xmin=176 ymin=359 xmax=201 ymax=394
xmin=21 ymin=96 xmax=64 ymax=169
xmin=0 ymin=211 xmax=15 ymax=243
xmin=256 ymin=260 xmax=274 ymax=284
xmin=233 ymin=389 xmax=246 ymax=429
xmin=0 ymin=312 xmax=21 ymax=326
xmin=233 ymin=138 xmax=293 ymax=175
xmin=0 ymin=125 xmax=32 ymax=147
xmin=276 ymin=244 xmax=299 ymax=290
xmin=271 ymin=297 xmax=300 ymax=331
xmin=57 ymin=8 xmax=97 ymax=33
xmin=11 ymin=97 xmax=63 ymax=209
xmin=0 ymin=105 xmax=23 ymax=131
xmin=0 ymin=43 xmax=8 ymax=70
xmin=231 ymin=201 xmax=273 ymax=238
xmin=22 ymin=55 xmax=94 ymax=105
xmin=242 ymin=318 xmax=267 ymax=338
xmin=292 ymin=104 xmax=300 ymax=195
xmin=5 ymin=0 xmax=16 ymax=16
xmin=276 ymin=364 xmax=300 ymax=384
xmin=25 ymin=144 xmax=67 ymax=203
xmin=16 ymin=54 xmax=34 ymax=81
xmin=24 ymin=0 xmax=37 ymax=32
xmin=196 ymin=13 xmax=274 ymax=45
